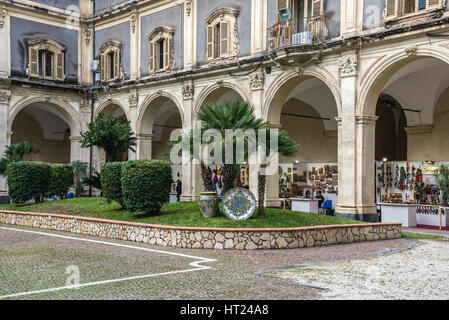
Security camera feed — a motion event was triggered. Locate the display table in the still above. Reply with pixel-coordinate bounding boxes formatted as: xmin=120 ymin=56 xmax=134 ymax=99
xmin=379 ymin=203 xmax=417 ymax=227
xmin=291 ymin=198 xmax=319 ymax=214
xmin=416 ymin=207 xmax=449 ymax=227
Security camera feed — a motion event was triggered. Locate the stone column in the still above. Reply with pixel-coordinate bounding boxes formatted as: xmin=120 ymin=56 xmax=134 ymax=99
xmin=0 ymin=87 xmax=10 ymax=193
xmin=180 ymin=82 xmax=201 ymax=201
xmin=128 ymin=90 xmax=138 ymax=160
xmin=264 ymin=123 xmax=281 ymax=208
xmin=0 ymin=6 xmax=10 ymax=78
xmin=335 ymin=54 xmax=378 ymax=222
xmin=248 ymin=71 xmax=265 ymax=201
xmin=137 ymin=133 xmax=152 ymax=160
xmin=69 ymin=136 xmax=82 ymax=163
xmin=355 ymin=115 xmax=378 ymax=217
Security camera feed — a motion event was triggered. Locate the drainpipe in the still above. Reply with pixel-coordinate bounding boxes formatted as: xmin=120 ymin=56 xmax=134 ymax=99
xmin=89 ymin=0 xmax=96 ymax=197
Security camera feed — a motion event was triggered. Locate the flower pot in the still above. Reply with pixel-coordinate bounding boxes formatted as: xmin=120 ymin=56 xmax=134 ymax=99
xmin=199 ymin=191 xmax=219 ymax=218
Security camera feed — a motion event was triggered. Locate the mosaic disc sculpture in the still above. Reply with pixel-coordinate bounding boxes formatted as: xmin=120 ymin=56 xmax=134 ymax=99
xmin=222 ymin=187 xmax=257 ymax=220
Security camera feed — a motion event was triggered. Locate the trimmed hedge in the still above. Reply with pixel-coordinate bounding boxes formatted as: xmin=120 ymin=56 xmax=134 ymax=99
xmin=121 ymin=160 xmax=172 ymax=215
xmin=7 ymin=161 xmax=51 ymax=203
xmin=101 ymin=162 xmax=124 ymax=207
xmin=47 ymin=164 xmax=74 ymax=199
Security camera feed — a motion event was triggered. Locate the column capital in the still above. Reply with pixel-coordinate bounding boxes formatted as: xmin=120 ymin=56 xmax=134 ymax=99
xmin=356 ymin=115 xmax=378 ymax=126
xmin=266 ymin=122 xmax=282 ymax=129
xmin=182 ymin=83 xmax=194 ymax=100
xmin=69 ymin=136 xmax=82 ymax=141
xmin=137 ymin=133 xmax=153 ymax=140
xmin=405 ymin=125 xmax=433 ymax=135
xmin=334 ymin=117 xmax=342 ymax=126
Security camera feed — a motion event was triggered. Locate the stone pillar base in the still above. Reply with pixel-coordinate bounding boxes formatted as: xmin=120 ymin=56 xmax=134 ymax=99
xmin=180 ymin=195 xmax=199 ymax=202
xmin=265 ymin=198 xmax=281 ymax=208
xmin=335 ymin=212 xmax=380 ymax=222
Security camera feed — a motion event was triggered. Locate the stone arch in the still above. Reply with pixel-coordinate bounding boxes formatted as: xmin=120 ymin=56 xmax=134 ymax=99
xmin=193 ymin=81 xmax=251 ymax=120
xmin=9 ymin=96 xmax=81 ymax=135
xmin=358 ymin=47 xmax=449 ymax=118
xmin=95 ymin=98 xmax=130 ymax=120
xmin=263 ymin=67 xmax=341 ymax=124
xmin=137 ymin=90 xmax=184 ymax=135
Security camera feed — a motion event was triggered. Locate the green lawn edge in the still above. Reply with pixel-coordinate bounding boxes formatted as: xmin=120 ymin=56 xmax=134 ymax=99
xmin=0 ymin=197 xmax=364 ymax=229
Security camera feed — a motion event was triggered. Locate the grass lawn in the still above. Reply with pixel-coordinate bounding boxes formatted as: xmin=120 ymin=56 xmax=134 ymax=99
xmin=0 ymin=197 xmax=363 ymax=229
xmin=401 ymin=231 xmax=449 ymax=241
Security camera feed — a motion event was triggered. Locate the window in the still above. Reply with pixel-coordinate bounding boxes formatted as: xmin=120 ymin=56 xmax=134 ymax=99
xmin=27 ymin=39 xmax=65 ymax=81
xmin=148 ymin=26 xmax=175 ymax=73
xmin=100 ymin=40 xmax=122 ymax=82
xmin=206 ymin=7 xmax=240 ymax=60
xmin=385 ymin=0 xmax=446 ymax=22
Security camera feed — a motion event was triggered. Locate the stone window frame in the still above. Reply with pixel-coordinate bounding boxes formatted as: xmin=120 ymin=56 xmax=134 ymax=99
xmin=384 ymin=0 xmax=447 ymax=24
xmin=27 ymin=38 xmax=65 ymax=81
xmin=100 ymin=40 xmax=123 ymax=82
xmin=206 ymin=7 xmax=240 ymax=61
xmin=148 ymin=26 xmax=175 ymax=74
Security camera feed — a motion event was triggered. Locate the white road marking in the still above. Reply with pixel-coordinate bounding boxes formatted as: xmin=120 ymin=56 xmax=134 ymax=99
xmin=0 ymin=225 xmax=218 ymax=299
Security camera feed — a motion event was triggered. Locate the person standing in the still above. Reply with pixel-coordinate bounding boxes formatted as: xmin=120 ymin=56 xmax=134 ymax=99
xmin=176 ymin=179 xmax=182 ymax=202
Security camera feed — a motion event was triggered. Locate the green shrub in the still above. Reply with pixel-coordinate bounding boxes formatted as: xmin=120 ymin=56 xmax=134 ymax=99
xmin=7 ymin=161 xmax=51 ymax=203
xmin=101 ymin=162 xmax=124 ymax=207
xmin=121 ymin=160 xmax=173 ymax=215
xmin=47 ymin=164 xmax=74 ymax=199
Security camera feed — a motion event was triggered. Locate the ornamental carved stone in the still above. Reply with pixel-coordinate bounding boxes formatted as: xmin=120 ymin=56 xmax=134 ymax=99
xmin=338 ymin=55 xmax=358 ymax=76
xmin=182 ymin=84 xmax=194 ymax=100
xmin=129 ymin=92 xmax=138 ymax=107
xmin=83 ymin=25 xmax=92 ymax=46
xmin=130 ymin=10 xmax=137 ymax=34
xmin=186 ymin=0 xmax=192 ymax=17
xmin=405 ymin=46 xmax=418 ymax=57
xmin=0 ymin=89 xmax=11 ymax=103
xmin=249 ymin=71 xmax=264 ymax=91
xmin=0 ymin=8 xmax=6 ymax=29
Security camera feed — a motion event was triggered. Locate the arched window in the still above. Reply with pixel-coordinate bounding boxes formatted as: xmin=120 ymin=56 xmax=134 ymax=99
xmin=206 ymin=7 xmax=240 ymax=61
xmin=148 ymin=26 xmax=175 ymax=73
xmin=27 ymin=39 xmax=65 ymax=81
xmin=100 ymin=40 xmax=123 ymax=82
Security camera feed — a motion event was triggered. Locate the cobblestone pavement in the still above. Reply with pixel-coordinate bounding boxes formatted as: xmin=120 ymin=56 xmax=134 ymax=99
xmin=268 ymin=240 xmax=449 ymax=300
xmin=0 ymin=224 xmax=416 ymax=300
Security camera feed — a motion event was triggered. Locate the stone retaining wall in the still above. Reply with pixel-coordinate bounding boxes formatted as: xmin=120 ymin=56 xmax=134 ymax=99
xmin=0 ymin=210 xmax=403 ymax=250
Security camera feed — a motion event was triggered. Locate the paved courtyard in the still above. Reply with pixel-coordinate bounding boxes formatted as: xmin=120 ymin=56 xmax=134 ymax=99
xmin=0 ymin=224 xmax=445 ymax=300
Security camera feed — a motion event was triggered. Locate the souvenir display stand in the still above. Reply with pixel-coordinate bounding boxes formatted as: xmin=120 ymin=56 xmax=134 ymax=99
xmin=280 ymin=162 xmax=338 ymax=211
xmin=376 ymin=161 xmax=449 ymax=227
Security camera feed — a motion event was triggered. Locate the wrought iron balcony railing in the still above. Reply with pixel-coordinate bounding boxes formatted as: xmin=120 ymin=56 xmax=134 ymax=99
xmin=267 ymin=16 xmax=330 ymax=50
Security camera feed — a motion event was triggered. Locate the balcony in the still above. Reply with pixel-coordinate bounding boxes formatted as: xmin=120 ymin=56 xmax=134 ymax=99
xmin=267 ymin=16 xmax=330 ymax=50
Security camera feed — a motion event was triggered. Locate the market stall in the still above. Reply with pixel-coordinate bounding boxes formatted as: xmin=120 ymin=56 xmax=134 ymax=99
xmin=376 ymin=161 xmax=449 ymax=228
xmin=279 ymin=162 xmax=338 ymax=211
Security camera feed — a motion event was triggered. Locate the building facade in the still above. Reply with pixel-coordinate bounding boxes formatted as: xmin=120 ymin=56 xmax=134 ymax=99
xmin=1 ymin=0 xmax=449 ymax=221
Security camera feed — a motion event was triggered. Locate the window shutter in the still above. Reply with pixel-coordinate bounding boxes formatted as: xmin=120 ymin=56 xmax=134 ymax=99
xmin=100 ymin=53 xmax=106 ymax=81
xmin=29 ymin=47 xmax=39 ymax=77
xmin=149 ymin=41 xmax=155 ymax=72
xmin=277 ymin=0 xmax=290 ymax=10
xmin=114 ymin=49 xmax=120 ymax=80
xmin=155 ymin=42 xmax=160 ymax=71
xmin=220 ymin=21 xmax=229 ymax=57
xmin=385 ymin=0 xmax=398 ymax=21
xmin=427 ymin=0 xmax=444 ymax=10
xmin=312 ymin=0 xmax=323 ymax=18
xmin=55 ymin=53 xmax=64 ymax=81
xmin=164 ymin=37 xmax=170 ymax=69
xmin=207 ymin=25 xmax=214 ymax=59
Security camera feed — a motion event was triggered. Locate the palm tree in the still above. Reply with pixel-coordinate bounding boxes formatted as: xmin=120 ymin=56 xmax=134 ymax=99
xmin=256 ymin=129 xmax=298 ymax=215
xmin=0 ymin=141 xmax=33 ymax=176
xmin=199 ymin=100 xmax=266 ymax=194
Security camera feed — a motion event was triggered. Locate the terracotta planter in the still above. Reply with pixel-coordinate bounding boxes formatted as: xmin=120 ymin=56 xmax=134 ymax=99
xmin=199 ymin=192 xmax=219 ymax=218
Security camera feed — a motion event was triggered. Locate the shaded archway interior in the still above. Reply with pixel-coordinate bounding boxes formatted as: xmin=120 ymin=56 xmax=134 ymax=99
xmin=11 ymin=102 xmax=72 ymax=163
xmin=374 ymin=57 xmax=449 ymax=162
